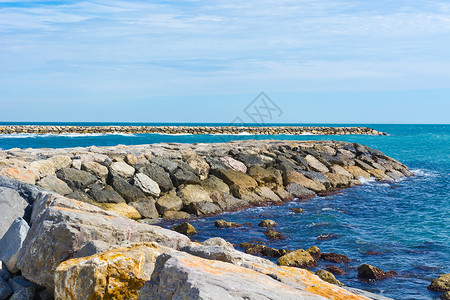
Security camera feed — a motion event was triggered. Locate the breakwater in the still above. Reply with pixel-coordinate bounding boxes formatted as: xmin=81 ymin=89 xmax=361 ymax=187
xmin=0 ymin=125 xmax=387 ymax=135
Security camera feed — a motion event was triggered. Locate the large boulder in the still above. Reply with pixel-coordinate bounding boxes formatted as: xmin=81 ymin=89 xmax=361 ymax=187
xmin=49 ymin=155 xmax=72 ymax=170
xmin=133 ymin=173 xmax=160 ymax=197
xmin=0 ymin=176 xmax=45 ymax=205
xmin=81 ymin=161 xmax=108 ymax=182
xmin=0 ymin=167 xmax=38 ymax=185
xmin=219 ymin=156 xmax=247 ymax=173
xmin=138 ymin=251 xmax=322 ymax=300
xmin=185 ymin=201 xmax=221 ymax=216
xmin=0 ymin=277 xmax=12 ymax=300
xmin=247 ymin=166 xmax=283 ymax=186
xmin=56 ymin=168 xmax=97 ymax=190
xmin=0 ymin=218 xmax=29 ymax=274
xmin=129 ymin=199 xmax=159 ymax=219
xmin=325 ymin=173 xmax=351 ymax=188
xmin=36 ymin=175 xmax=73 ymax=196
xmin=283 ymin=170 xmax=326 ymax=192
xmin=209 ymin=191 xmax=249 ymax=211
xmin=305 ymin=155 xmax=329 ymax=173
xmin=109 ymin=162 xmax=135 ymax=180
xmin=55 ymin=243 xmax=175 ymax=300
xmin=185 ymin=155 xmax=210 ymax=180
xmin=16 ymin=193 xmax=191 ymax=290
xmin=139 ymin=163 xmax=173 ymax=192
xmin=94 ymin=202 xmax=142 ymax=220
xmin=199 ymin=175 xmax=230 ymax=195
xmin=177 ymin=184 xmax=212 ymax=206
xmin=357 ymin=264 xmax=396 ymax=280
xmin=155 ymin=191 xmax=183 ymax=214
xmin=428 ymin=274 xmax=450 ymax=292
xmin=285 ymin=183 xmax=316 ymax=199
xmin=344 ymin=166 xmax=371 ymax=180
xmin=213 ymin=169 xmax=258 ymax=189
xmin=0 ymin=187 xmax=29 ymax=239
xmin=315 ymin=269 xmax=343 ymax=286
xmin=29 ymin=160 xmax=56 ymax=178
xmin=171 ymin=167 xmax=200 ymax=187
xmin=87 ymin=186 xmax=126 ymax=204
xmin=278 ymin=249 xmax=317 ymax=268
xmin=109 ymin=175 xmax=147 ymax=203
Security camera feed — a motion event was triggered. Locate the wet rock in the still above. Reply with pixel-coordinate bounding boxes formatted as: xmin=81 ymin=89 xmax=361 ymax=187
xmin=315 ymin=269 xmax=343 ymax=286
xmin=264 ymin=229 xmax=285 ymax=240
xmin=129 ymin=199 xmax=159 ymax=219
xmin=133 ymin=173 xmax=160 ymax=197
xmin=36 ymin=175 xmax=73 ymax=195
xmin=428 ymin=274 xmax=450 ymax=292
xmin=325 ymin=173 xmax=351 ymax=188
xmin=55 ymin=242 xmax=174 ymax=300
xmin=278 ymin=249 xmax=316 ymax=268
xmin=199 ymin=175 xmax=230 ymax=195
xmin=138 ymin=163 xmax=173 ymax=192
xmin=87 ymin=186 xmax=126 ymax=204
xmin=56 ymin=168 xmax=97 ymax=190
xmin=289 ymin=207 xmax=303 ymax=213
xmin=155 ymin=190 xmax=183 ymax=214
xmin=357 ymin=264 xmax=396 ymax=280
xmin=173 ymin=222 xmax=197 ymax=236
xmin=368 ymin=169 xmax=391 ymax=181
xmin=229 ymin=185 xmax=264 ymax=204
xmin=201 ymin=237 xmax=234 ymax=249
xmin=177 ymin=184 xmax=212 ymax=206
xmin=321 ymin=253 xmax=351 ymax=263
xmin=258 ymin=219 xmax=277 ymax=228
xmin=215 ymin=220 xmax=242 ymax=228
xmin=109 ymin=175 xmax=147 ymax=203
xmin=300 ymin=171 xmax=331 ymax=189
xmin=186 ymin=201 xmax=221 ymax=216
xmin=326 ymin=266 xmax=345 ymax=275
xmin=81 ymin=161 xmax=108 ymax=181
xmin=239 ymin=243 xmax=290 ymax=258
xmin=306 ymin=246 xmax=321 ymax=261
xmin=0 ymin=218 xmax=29 ymax=274
xmin=162 ymin=210 xmax=193 ymax=220
xmin=0 ymin=187 xmax=29 ymax=239
xmin=283 ymin=170 xmax=326 ymax=192
xmin=273 ymin=186 xmax=294 ymax=201
xmin=213 ymin=169 xmax=258 ymax=189
xmin=442 ymin=291 xmax=450 ymax=300
xmin=110 ymin=161 xmax=135 ymax=180
xmin=317 ymin=233 xmax=339 ymax=240
xmin=0 ymin=277 xmax=12 ymax=300
xmin=17 ymin=193 xmax=191 ymax=290
xmin=285 ymin=182 xmax=316 ymax=199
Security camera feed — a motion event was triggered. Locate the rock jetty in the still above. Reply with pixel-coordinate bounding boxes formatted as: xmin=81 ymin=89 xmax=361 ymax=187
xmin=0 ymin=125 xmax=386 ymax=135
xmin=0 ymin=139 xmax=412 ymax=299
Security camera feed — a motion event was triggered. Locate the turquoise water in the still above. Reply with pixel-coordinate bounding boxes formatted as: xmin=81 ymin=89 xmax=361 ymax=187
xmin=1 ymin=124 xmax=449 ymax=299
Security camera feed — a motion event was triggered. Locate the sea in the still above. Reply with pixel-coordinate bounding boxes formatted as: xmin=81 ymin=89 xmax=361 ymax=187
xmin=0 ymin=123 xmax=448 ymax=300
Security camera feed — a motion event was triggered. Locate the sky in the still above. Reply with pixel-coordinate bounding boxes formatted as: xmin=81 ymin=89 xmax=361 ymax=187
xmin=0 ymin=0 xmax=449 ymax=123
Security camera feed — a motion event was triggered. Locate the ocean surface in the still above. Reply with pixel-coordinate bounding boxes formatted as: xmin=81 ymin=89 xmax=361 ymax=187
xmin=1 ymin=123 xmax=449 ymax=299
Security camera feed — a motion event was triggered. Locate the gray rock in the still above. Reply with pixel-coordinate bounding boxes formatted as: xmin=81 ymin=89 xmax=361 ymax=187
xmin=55 ymin=168 xmax=97 ymax=190
xmin=139 ymin=163 xmax=173 ymax=192
xmin=81 ymin=161 xmax=108 ymax=181
xmin=129 ymin=199 xmax=159 ymax=219
xmin=162 ymin=210 xmax=193 ymax=220
xmin=133 ymin=173 xmax=160 ymax=197
xmin=0 ymin=187 xmax=29 ymax=239
xmin=342 ymin=287 xmax=393 ymax=300
xmin=299 ymin=171 xmax=331 ymax=189
xmin=151 ymin=157 xmax=178 ymax=173
xmin=186 ymin=201 xmax=221 ymax=216
xmin=138 ymin=251 xmax=322 ymax=300
xmin=36 ymin=175 xmax=73 ymax=196
xmin=109 ymin=162 xmax=135 ymax=180
xmin=210 ymin=191 xmax=249 ymax=211
xmin=0 ymin=277 xmax=12 ymax=300
xmin=9 ymin=287 xmax=36 ymax=300
xmin=305 ymin=155 xmax=329 ymax=173
xmin=0 ymin=176 xmax=45 ymax=205
xmin=109 ymin=175 xmax=147 ymax=203
xmin=200 ymin=175 xmax=230 ymax=195
xmin=65 ymin=190 xmax=95 ymax=204
xmin=16 ymin=193 xmax=192 ymax=290
xmin=285 ymin=182 xmax=316 ymax=199
xmin=87 ymin=186 xmax=126 ymax=204
xmin=155 ymin=191 xmax=183 ymax=214
xmin=36 ymin=289 xmax=53 ymax=300
xmin=0 ymin=218 xmax=30 ymax=273
xmin=7 ymin=276 xmax=38 ymax=294
xmin=201 ymin=237 xmax=234 ymax=249
xmin=74 ymin=240 xmax=112 ymax=258
xmin=171 ymin=168 xmax=200 ymax=187
xmin=204 ymin=157 xmax=228 ymax=170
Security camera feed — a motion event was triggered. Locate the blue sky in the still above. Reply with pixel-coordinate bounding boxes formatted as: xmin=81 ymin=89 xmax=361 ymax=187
xmin=0 ymin=0 xmax=449 ymax=123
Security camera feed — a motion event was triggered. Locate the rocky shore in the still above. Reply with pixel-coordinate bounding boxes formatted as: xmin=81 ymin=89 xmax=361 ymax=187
xmin=0 ymin=140 xmax=416 ymax=299
xmin=0 ymin=125 xmax=387 ymax=135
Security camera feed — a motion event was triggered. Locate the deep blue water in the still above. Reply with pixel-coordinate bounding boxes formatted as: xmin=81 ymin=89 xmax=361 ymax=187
xmin=0 ymin=123 xmax=449 ymax=299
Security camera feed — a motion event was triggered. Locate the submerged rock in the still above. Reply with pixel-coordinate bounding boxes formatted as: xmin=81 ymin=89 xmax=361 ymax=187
xmin=264 ymin=229 xmax=286 ymax=240
xmin=278 ymin=249 xmax=316 ymax=268
xmin=321 ymin=253 xmax=351 ymax=263
xmin=428 ymin=274 xmax=450 ymax=292
xmin=173 ymin=222 xmax=197 ymax=236
xmin=306 ymin=246 xmax=321 ymax=261
xmin=258 ymin=219 xmax=277 ymax=228
xmin=357 ymin=264 xmax=397 ymax=280
xmin=215 ymin=220 xmax=242 ymax=228
xmin=326 ymin=266 xmax=345 ymax=275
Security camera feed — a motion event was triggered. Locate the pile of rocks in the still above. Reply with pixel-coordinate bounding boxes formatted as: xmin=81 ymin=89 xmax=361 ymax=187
xmin=0 ymin=140 xmax=412 ymax=222
xmin=0 ymin=125 xmax=387 ymax=135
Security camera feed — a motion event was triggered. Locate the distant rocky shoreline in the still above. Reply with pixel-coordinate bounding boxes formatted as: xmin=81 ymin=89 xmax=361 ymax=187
xmin=0 ymin=140 xmax=419 ymax=299
xmin=0 ymin=125 xmax=387 ymax=136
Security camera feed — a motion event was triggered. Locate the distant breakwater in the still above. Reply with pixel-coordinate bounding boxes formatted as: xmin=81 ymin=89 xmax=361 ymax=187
xmin=0 ymin=125 xmax=387 ymax=136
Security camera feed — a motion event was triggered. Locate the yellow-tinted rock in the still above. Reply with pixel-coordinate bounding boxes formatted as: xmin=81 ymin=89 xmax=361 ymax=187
xmin=345 ymin=166 xmax=371 ymax=180
xmin=278 ymin=249 xmax=316 ymax=268
xmin=55 ymin=242 xmax=174 ymax=300
xmin=94 ymin=202 xmax=141 ymax=219
xmin=368 ymin=169 xmax=392 ymax=180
